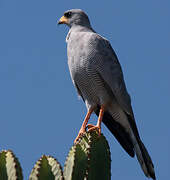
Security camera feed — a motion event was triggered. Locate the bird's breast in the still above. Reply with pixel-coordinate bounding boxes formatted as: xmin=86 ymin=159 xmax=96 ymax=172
xmin=67 ymin=51 xmax=112 ymax=107
xmin=66 ymin=32 xmax=113 ymax=108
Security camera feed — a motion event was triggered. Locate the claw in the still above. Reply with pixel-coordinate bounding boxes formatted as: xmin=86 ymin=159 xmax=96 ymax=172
xmin=74 ymin=105 xmax=104 ymax=144
xmin=87 ymin=124 xmax=96 ymax=129
xmin=74 ymin=128 xmax=85 ymax=144
xmin=87 ymin=125 xmax=101 ymax=136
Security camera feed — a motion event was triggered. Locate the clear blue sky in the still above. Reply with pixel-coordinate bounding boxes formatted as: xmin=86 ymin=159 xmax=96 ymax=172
xmin=0 ymin=0 xmax=169 ymax=179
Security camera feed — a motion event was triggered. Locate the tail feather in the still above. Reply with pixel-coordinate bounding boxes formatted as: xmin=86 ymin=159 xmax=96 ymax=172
xmin=134 ymin=139 xmax=156 ymax=179
xmin=95 ymin=106 xmax=156 ymax=179
xmin=126 ymin=114 xmax=156 ymax=179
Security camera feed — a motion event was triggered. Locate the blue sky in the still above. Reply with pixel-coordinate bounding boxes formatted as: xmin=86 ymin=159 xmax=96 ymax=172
xmin=0 ymin=0 xmax=169 ymax=179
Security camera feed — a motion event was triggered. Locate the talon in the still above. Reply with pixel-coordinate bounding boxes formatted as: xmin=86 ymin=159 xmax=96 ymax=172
xmin=87 ymin=124 xmax=96 ymax=129
xmin=74 ymin=129 xmax=85 ymax=144
xmin=88 ymin=125 xmax=101 ymax=136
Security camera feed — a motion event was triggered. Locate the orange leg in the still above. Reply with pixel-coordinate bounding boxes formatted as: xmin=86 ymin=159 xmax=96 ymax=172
xmin=88 ymin=105 xmax=105 ymax=136
xmin=74 ymin=108 xmax=93 ymax=144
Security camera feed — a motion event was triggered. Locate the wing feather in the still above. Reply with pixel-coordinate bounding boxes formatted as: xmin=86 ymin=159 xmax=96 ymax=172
xmin=94 ymin=35 xmax=140 ymax=138
xmin=95 ymin=36 xmax=132 ymax=114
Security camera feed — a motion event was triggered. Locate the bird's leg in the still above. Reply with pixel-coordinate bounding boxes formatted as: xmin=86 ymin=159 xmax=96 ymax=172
xmin=74 ymin=108 xmax=93 ymax=144
xmin=87 ymin=105 xmax=105 ymax=136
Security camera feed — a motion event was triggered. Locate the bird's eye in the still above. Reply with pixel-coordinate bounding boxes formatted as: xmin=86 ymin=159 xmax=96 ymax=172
xmin=64 ymin=12 xmax=72 ymax=18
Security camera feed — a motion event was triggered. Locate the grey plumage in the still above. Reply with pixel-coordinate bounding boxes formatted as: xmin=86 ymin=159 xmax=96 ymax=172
xmin=58 ymin=9 xmax=156 ymax=179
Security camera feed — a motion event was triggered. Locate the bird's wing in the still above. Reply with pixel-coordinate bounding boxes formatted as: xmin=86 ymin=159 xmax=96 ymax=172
xmin=94 ymin=35 xmax=132 ymax=113
xmin=93 ymin=35 xmax=140 ymax=138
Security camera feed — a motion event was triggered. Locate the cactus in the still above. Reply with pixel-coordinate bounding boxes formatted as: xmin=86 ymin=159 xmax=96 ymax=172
xmin=29 ymin=155 xmax=63 ymax=180
xmin=86 ymin=132 xmax=111 ymax=180
xmin=63 ymin=139 xmax=89 ymax=179
xmin=0 ymin=150 xmax=23 ymax=180
xmin=0 ymin=131 xmax=111 ymax=180
xmin=64 ymin=131 xmax=111 ymax=180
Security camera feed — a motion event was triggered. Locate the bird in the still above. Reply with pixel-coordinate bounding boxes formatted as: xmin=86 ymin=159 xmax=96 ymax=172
xmin=58 ymin=9 xmax=156 ymax=179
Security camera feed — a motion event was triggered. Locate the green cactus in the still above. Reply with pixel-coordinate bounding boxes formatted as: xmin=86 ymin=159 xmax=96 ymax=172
xmin=0 ymin=131 xmax=111 ymax=180
xmin=29 ymin=155 xmax=63 ymax=180
xmin=63 ymin=143 xmax=88 ymax=179
xmin=86 ymin=132 xmax=111 ymax=180
xmin=64 ymin=131 xmax=111 ymax=180
xmin=0 ymin=150 xmax=23 ymax=180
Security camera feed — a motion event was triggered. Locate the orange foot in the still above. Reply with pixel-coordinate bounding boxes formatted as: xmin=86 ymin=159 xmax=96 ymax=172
xmin=87 ymin=124 xmax=101 ymax=136
xmin=74 ymin=128 xmax=86 ymax=144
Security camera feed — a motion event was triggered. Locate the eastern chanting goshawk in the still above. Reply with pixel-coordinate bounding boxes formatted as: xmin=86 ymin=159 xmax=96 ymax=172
xmin=58 ymin=9 xmax=156 ymax=179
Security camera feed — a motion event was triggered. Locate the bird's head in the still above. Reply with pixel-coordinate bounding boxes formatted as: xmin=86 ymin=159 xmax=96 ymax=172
xmin=58 ymin=9 xmax=91 ymax=28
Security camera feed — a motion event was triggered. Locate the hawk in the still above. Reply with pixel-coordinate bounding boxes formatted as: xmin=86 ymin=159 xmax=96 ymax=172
xmin=58 ymin=9 xmax=156 ymax=179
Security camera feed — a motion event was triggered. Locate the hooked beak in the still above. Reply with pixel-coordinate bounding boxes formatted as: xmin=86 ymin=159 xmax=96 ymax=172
xmin=58 ymin=16 xmax=68 ymax=25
